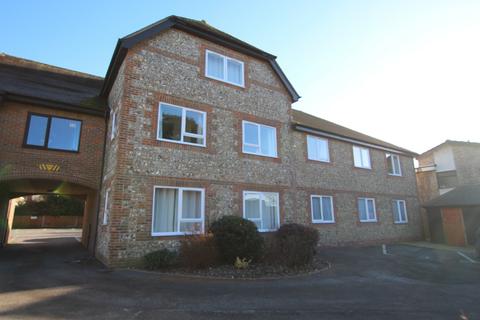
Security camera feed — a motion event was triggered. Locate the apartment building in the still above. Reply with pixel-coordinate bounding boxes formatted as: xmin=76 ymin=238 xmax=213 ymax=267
xmin=0 ymin=16 xmax=421 ymax=267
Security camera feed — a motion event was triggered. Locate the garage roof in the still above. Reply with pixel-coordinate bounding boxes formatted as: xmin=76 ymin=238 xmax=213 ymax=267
xmin=424 ymin=184 xmax=480 ymax=208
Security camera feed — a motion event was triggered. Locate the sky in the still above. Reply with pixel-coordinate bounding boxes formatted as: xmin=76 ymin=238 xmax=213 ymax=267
xmin=1 ymin=0 xmax=479 ymax=154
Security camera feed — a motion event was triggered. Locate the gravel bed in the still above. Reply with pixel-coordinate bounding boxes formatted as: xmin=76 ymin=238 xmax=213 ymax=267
xmin=147 ymin=256 xmax=329 ymax=279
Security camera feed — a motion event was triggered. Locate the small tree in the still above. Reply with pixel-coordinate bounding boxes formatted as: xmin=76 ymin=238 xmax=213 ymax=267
xmin=15 ymin=195 xmax=84 ymax=216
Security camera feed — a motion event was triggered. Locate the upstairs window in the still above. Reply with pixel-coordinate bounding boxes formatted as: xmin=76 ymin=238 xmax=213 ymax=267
xmin=311 ymin=195 xmax=335 ymax=223
xmin=353 ymin=146 xmax=371 ymax=169
xmin=386 ymin=153 xmax=402 ymax=176
xmin=242 ymin=121 xmax=277 ymax=158
xmin=358 ymin=197 xmax=377 ymax=222
xmin=205 ymin=50 xmax=244 ymax=87
xmin=307 ymin=135 xmax=330 ymax=162
xmin=436 ymin=170 xmax=458 ymax=189
xmin=243 ymin=191 xmax=280 ymax=232
xmin=24 ymin=113 xmax=81 ymax=152
xmin=393 ymin=200 xmax=408 ymax=224
xmin=157 ymin=103 xmax=206 ymax=147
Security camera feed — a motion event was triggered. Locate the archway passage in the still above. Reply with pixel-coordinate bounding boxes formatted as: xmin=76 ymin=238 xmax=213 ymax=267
xmin=0 ymin=178 xmax=99 ymax=253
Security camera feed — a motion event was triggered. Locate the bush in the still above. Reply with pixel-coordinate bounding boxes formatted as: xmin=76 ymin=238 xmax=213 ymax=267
xmin=144 ymin=249 xmax=178 ymax=270
xmin=179 ymin=234 xmax=219 ymax=269
xmin=210 ymin=215 xmax=264 ymax=263
xmin=274 ymin=223 xmax=319 ymax=268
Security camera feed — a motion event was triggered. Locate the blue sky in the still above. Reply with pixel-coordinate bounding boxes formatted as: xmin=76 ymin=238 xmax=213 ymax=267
xmin=2 ymin=0 xmax=479 ymax=153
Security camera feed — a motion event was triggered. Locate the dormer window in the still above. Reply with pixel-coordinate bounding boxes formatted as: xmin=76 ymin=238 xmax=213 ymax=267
xmin=205 ymin=50 xmax=244 ymax=87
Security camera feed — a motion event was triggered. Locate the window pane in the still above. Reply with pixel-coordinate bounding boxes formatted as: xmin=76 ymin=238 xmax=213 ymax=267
xmin=367 ymin=200 xmax=375 ymax=220
xmin=308 ymin=136 xmax=329 ymax=161
xmin=353 ymin=147 xmax=362 ymax=167
xmin=261 ymin=193 xmax=278 ymax=230
xmin=179 ymin=222 xmax=202 ymax=233
xmin=312 ymin=197 xmax=322 ymax=220
xmin=393 ymin=201 xmax=400 ymax=222
xmin=361 ymin=148 xmax=370 ymax=167
xmin=184 ymin=136 xmax=204 ymax=145
xmin=386 ymin=154 xmax=394 ymax=173
xmin=160 ymin=104 xmax=182 ymax=141
xmin=322 ymin=197 xmax=333 ymax=221
xmin=207 ymin=52 xmax=224 ymax=79
xmin=260 ymin=126 xmax=276 ymax=156
xmin=393 ymin=156 xmax=401 ymax=175
xmin=358 ymin=199 xmax=367 ymax=221
xmin=26 ymin=115 xmax=48 ymax=146
xmin=244 ymin=122 xmax=258 ymax=145
xmin=182 ymin=190 xmax=201 ymax=219
xmin=153 ymin=188 xmax=178 ymax=233
xmin=185 ymin=110 xmax=203 ymax=136
xmin=47 ymin=117 xmax=81 ymax=151
xmin=227 ymin=59 xmax=242 ymax=85
xmin=399 ymin=201 xmax=407 ymax=222
xmin=244 ymin=193 xmax=260 ymax=219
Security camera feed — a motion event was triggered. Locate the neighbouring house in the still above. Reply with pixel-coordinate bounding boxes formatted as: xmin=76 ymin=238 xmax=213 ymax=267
xmin=416 ymin=140 xmax=480 ymax=246
xmin=0 ymin=16 xmax=422 ymax=267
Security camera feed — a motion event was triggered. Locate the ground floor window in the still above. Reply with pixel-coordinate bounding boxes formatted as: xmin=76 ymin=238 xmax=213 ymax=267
xmin=152 ymin=186 xmax=204 ymax=236
xmin=393 ymin=199 xmax=408 ymax=223
xmin=358 ymin=197 xmax=377 ymax=222
xmin=243 ymin=191 xmax=280 ymax=232
xmin=311 ymin=195 xmax=335 ymax=223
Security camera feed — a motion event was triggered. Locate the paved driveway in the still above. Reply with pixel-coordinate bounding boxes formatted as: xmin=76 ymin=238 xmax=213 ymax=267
xmin=1 ymin=229 xmax=480 ymax=320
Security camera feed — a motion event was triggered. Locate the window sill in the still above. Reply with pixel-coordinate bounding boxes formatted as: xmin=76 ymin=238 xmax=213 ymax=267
xmin=388 ymin=173 xmax=403 ymax=177
xmin=205 ymin=74 xmax=245 ymax=88
xmin=312 ymin=221 xmax=335 ymax=224
xmin=394 ymin=221 xmax=408 ymax=225
xmin=308 ymin=158 xmax=331 ymax=163
xmin=242 ymin=150 xmax=278 ymax=159
xmin=359 ymin=220 xmax=378 ymax=223
xmin=151 ymin=232 xmax=203 ymax=237
xmin=354 ymin=165 xmax=372 ymax=170
xmin=156 ymin=138 xmax=206 ymax=148
xmin=23 ymin=144 xmax=80 ymax=154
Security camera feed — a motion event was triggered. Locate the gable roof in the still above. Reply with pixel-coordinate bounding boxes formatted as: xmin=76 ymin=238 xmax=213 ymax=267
xmin=292 ymin=109 xmax=417 ymax=156
xmin=0 ymin=53 xmax=105 ymax=115
xmin=101 ymin=15 xmax=300 ymax=102
xmin=419 ymin=140 xmax=480 ymax=158
xmin=424 ymin=184 xmax=480 ymax=208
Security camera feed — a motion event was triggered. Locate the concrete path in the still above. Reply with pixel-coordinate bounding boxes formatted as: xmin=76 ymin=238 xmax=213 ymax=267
xmin=1 ymin=230 xmax=480 ymax=319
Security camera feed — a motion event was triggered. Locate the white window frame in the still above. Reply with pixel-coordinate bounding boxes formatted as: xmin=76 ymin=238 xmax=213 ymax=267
xmin=311 ymin=195 xmax=335 ymax=224
xmin=358 ymin=197 xmax=377 ymax=222
xmin=242 ymin=120 xmax=278 ymax=158
xmin=102 ymin=188 xmax=111 ymax=225
xmin=110 ymin=110 xmax=117 ymax=141
xmin=386 ymin=153 xmax=402 ymax=176
xmin=393 ymin=199 xmax=408 ymax=224
xmin=151 ymin=186 xmax=205 ymax=236
xmin=205 ymin=50 xmax=245 ymax=87
xmin=157 ymin=102 xmax=207 ymax=147
xmin=243 ymin=191 xmax=280 ymax=232
xmin=353 ymin=146 xmax=371 ymax=169
xmin=307 ymin=135 xmax=330 ymax=162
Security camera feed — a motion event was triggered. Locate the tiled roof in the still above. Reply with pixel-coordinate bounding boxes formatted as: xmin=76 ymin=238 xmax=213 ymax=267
xmin=292 ymin=109 xmax=416 ymax=156
xmin=424 ymin=184 xmax=480 ymax=208
xmin=0 ymin=53 xmax=105 ymax=114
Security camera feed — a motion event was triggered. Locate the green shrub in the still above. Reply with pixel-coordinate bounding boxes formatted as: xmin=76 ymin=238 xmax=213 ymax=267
xmin=210 ymin=215 xmax=264 ymax=263
xmin=274 ymin=223 xmax=319 ymax=268
xmin=179 ymin=234 xmax=219 ymax=269
xmin=144 ymin=249 xmax=178 ymax=270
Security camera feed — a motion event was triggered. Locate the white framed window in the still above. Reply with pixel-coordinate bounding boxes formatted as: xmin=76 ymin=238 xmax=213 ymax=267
xmin=393 ymin=200 xmax=408 ymax=224
xmin=110 ymin=110 xmax=117 ymax=140
xmin=242 ymin=121 xmax=277 ymax=158
xmin=102 ymin=188 xmax=111 ymax=225
xmin=353 ymin=146 xmax=371 ymax=169
xmin=358 ymin=197 xmax=377 ymax=222
xmin=152 ymin=186 xmax=204 ymax=236
xmin=311 ymin=195 xmax=335 ymax=223
xmin=386 ymin=153 xmax=402 ymax=176
xmin=157 ymin=102 xmax=206 ymax=147
xmin=243 ymin=191 xmax=280 ymax=232
xmin=205 ymin=50 xmax=245 ymax=87
xmin=307 ymin=135 xmax=330 ymax=162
